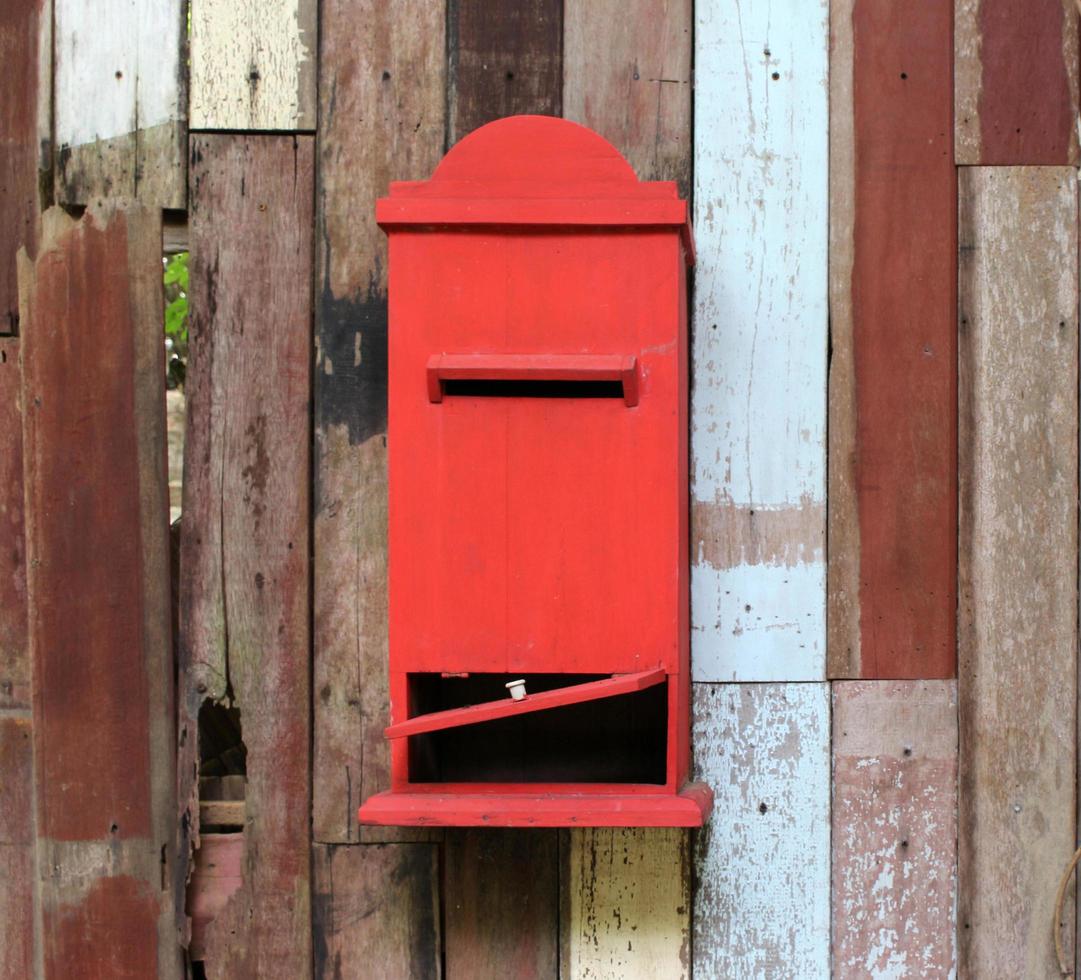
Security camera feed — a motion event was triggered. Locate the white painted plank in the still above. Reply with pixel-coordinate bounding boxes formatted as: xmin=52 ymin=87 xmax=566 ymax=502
xmin=190 ymin=0 xmax=317 ymax=131
xmin=691 ymin=0 xmax=828 ymax=682
xmin=692 ymin=682 xmax=830 ymax=977
xmin=562 ymin=828 xmax=690 ymax=979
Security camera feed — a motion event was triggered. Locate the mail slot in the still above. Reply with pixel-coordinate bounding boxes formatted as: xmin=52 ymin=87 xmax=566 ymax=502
xmin=358 ymin=115 xmax=713 ymax=828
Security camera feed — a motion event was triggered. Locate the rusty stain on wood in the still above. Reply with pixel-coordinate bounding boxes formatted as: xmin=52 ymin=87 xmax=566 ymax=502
xmin=312 ymin=0 xmax=445 ymax=846
xmin=832 ymin=681 xmax=957 ymax=977
xmin=19 ymin=202 xmax=180 ymax=979
xmin=562 ymin=828 xmax=690 ymax=979
xmin=562 ymin=0 xmax=691 ymax=198
xmin=183 ymin=135 xmax=314 ymax=978
xmin=312 ymin=843 xmax=441 ymax=980
xmin=956 ymin=0 xmax=1079 ymax=165
xmin=828 ymin=0 xmax=956 ymax=679
xmin=958 ymin=166 xmax=1078 ymax=978
xmin=447 ymin=0 xmax=562 ymax=145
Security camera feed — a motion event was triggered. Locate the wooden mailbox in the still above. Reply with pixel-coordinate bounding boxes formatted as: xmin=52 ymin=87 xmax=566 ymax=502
xmin=358 ymin=115 xmax=712 ymax=827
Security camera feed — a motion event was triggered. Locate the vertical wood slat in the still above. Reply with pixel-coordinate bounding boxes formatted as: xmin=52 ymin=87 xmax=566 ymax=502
xmin=693 ymin=683 xmax=830 ymax=977
xmin=832 ymin=681 xmax=958 ymax=977
xmin=53 ymin=0 xmax=185 ymax=207
xmin=19 ymin=203 xmax=180 ymax=980
xmin=181 ymin=135 xmax=313 ymax=978
xmin=189 ymin=0 xmax=317 ymax=132
xmin=828 ymin=0 xmax=956 ymax=679
xmin=0 ymin=716 xmax=34 ymax=980
xmin=956 ymin=0 xmax=1079 ymax=165
xmin=562 ymin=0 xmax=691 ymax=198
xmin=958 ymin=166 xmax=1078 ymax=978
xmin=313 ymin=844 xmax=441 ymax=980
xmin=561 ymin=828 xmax=690 ymax=980
xmin=0 ymin=337 xmax=27 ymax=710
xmin=691 ymin=0 xmax=828 ymax=683
xmin=445 ymin=831 xmax=558 ymax=979
xmin=311 ymin=0 xmax=445 ymax=847
xmin=1 ymin=0 xmax=50 ymax=334
xmin=447 ymin=0 xmax=562 ymax=146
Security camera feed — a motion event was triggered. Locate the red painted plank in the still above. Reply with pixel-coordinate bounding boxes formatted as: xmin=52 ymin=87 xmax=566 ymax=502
xmin=0 ymin=717 xmax=34 ymax=979
xmin=0 ymin=337 xmax=27 ymax=710
xmin=385 ymin=669 xmax=667 ymax=739
xmin=829 ymin=0 xmax=956 ymax=678
xmin=20 ymin=203 xmax=180 ymax=979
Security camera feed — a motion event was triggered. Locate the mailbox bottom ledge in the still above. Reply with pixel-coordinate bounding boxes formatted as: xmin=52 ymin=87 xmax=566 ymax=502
xmin=357 ymin=783 xmax=713 ymax=828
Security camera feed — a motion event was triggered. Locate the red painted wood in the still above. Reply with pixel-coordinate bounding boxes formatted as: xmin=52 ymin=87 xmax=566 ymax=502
xmin=0 ymin=337 xmax=27 ymax=710
xmin=362 ymin=116 xmax=697 ymax=826
xmin=978 ymin=0 xmax=1075 ymax=164
xmin=361 ymin=783 xmax=712 ymax=827
xmin=849 ymin=0 xmax=956 ymax=678
xmin=186 ymin=833 xmax=245 ymax=962
xmin=385 ymin=669 xmax=667 ymax=738
xmin=0 ymin=717 xmax=34 ymax=979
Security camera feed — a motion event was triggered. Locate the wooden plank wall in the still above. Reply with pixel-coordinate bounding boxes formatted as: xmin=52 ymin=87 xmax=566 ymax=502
xmin=4 ymin=0 xmax=1081 ymax=976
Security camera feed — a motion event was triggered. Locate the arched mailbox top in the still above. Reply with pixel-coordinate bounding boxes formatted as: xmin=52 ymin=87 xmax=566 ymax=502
xmin=377 ymin=115 xmax=694 ymax=262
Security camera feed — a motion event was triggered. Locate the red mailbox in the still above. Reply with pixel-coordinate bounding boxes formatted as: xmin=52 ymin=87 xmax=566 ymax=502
xmin=358 ymin=115 xmax=712 ymax=828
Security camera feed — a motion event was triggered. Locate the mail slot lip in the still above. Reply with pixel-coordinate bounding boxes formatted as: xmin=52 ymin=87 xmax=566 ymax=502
xmin=426 ymin=353 xmax=639 ymax=406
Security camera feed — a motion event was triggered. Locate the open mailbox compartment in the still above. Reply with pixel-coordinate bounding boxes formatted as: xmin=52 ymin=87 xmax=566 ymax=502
xmin=357 ymin=115 xmax=712 ymax=828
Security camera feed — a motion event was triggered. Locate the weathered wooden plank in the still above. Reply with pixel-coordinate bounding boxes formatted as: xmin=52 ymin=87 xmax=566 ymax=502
xmin=54 ymin=0 xmax=184 ymax=207
xmin=562 ymin=828 xmax=689 ymax=979
xmin=0 ymin=337 xmax=27 ymax=711
xmin=19 ymin=203 xmax=180 ymax=979
xmin=692 ymin=683 xmax=830 ymax=976
xmin=312 ymin=0 xmax=445 ymax=845
xmin=190 ymin=0 xmax=317 ymax=132
xmin=832 ymin=681 xmax=957 ymax=977
xmin=182 ymin=135 xmax=313 ymax=978
xmin=444 ymin=830 xmax=558 ymax=978
xmin=691 ymin=0 xmax=828 ymax=683
xmin=1 ymin=0 xmax=49 ymax=335
xmin=562 ymin=0 xmax=691 ymax=197
xmin=447 ymin=0 xmax=561 ymax=145
xmin=956 ymin=0 xmax=1079 ymax=165
xmin=312 ymin=843 xmax=441 ymax=980
xmin=0 ymin=716 xmax=34 ymax=980
xmin=957 ymin=166 xmax=1078 ymax=978
xmin=827 ymin=0 xmax=956 ymax=679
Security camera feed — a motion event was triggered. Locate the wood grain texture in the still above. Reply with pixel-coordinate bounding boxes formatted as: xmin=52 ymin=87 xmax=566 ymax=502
xmin=828 ymin=0 xmax=956 ymax=679
xmin=691 ymin=0 xmax=828 ymax=683
xmin=0 ymin=716 xmax=34 ymax=980
xmin=0 ymin=337 xmax=27 ymax=711
xmin=54 ymin=0 xmax=185 ymax=207
xmin=958 ymin=166 xmax=1078 ymax=979
xmin=182 ymin=135 xmax=313 ymax=978
xmin=312 ymin=843 xmax=441 ymax=980
xmin=312 ymin=0 xmax=445 ymax=845
xmin=562 ymin=0 xmax=691 ymax=197
xmin=692 ymin=683 xmax=830 ymax=977
xmin=444 ymin=830 xmax=558 ymax=978
xmin=1 ymin=0 xmax=49 ymax=335
xmin=19 ymin=203 xmax=180 ymax=979
xmin=832 ymin=681 xmax=958 ymax=977
xmin=190 ymin=0 xmax=316 ymax=131
xmin=562 ymin=828 xmax=690 ymax=979
xmin=447 ymin=0 xmax=561 ymax=145
xmin=956 ymin=0 xmax=1079 ymax=165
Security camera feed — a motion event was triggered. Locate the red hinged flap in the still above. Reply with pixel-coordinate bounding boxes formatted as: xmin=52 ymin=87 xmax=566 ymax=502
xmin=384 ymin=668 xmax=667 ymax=740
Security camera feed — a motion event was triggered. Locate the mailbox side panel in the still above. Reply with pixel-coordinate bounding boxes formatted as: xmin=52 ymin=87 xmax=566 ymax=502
xmin=387 ymin=229 xmax=685 ymax=679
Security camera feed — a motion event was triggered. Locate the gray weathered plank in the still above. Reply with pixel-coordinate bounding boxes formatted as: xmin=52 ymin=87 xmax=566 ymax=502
xmin=957 ymin=165 xmax=1078 ymax=978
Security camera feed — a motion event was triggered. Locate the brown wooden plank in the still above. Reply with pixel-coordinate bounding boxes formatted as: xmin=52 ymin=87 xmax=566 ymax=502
xmin=827 ymin=0 xmax=956 ymax=679
xmin=447 ymin=0 xmax=562 ymax=145
xmin=563 ymin=0 xmax=691 ymax=197
xmin=0 ymin=337 xmax=27 ymax=710
xmin=443 ymin=830 xmax=558 ymax=978
xmin=832 ymin=681 xmax=957 ymax=976
xmin=956 ymin=0 xmax=1079 ymax=165
xmin=312 ymin=0 xmax=445 ymax=846
xmin=182 ymin=135 xmax=313 ymax=978
xmin=958 ymin=166 xmax=1078 ymax=977
xmin=19 ymin=202 xmax=180 ymax=979
xmin=313 ymin=843 xmax=441 ymax=979
xmin=0 ymin=716 xmax=34 ymax=979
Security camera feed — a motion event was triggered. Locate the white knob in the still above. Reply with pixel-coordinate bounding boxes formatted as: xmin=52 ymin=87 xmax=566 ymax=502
xmin=505 ymin=679 xmax=527 ymax=701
